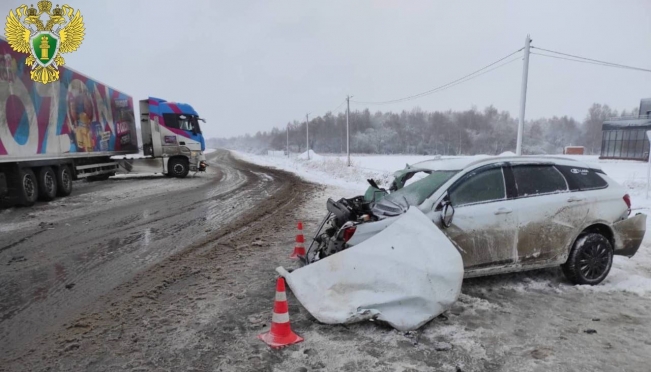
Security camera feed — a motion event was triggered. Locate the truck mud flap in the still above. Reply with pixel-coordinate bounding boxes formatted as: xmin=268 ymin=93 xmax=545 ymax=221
xmin=613 ymin=213 xmax=647 ymax=258
xmin=276 ymin=207 xmax=464 ymax=331
xmin=117 ymin=159 xmax=134 ymax=172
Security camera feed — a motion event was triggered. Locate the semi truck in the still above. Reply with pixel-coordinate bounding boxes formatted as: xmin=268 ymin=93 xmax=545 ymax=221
xmin=0 ymin=37 xmax=208 ymax=207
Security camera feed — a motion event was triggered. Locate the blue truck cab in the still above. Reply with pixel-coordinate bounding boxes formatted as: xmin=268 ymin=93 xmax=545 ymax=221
xmin=139 ymin=97 xmax=208 ymax=177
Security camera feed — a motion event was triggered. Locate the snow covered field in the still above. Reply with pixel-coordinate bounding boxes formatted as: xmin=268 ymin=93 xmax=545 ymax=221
xmin=234 ymin=150 xmax=651 ymax=296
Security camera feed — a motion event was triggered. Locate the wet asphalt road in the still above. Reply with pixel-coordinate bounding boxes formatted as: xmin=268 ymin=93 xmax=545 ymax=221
xmin=0 ymin=150 xmax=286 ymax=356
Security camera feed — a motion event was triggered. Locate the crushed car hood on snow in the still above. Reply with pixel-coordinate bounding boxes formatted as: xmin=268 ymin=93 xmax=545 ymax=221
xmin=276 ymin=207 xmax=464 ymax=331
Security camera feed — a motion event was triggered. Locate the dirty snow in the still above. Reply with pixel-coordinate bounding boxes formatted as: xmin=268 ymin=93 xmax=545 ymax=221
xmin=0 ymin=164 xmax=216 ymax=234
xmin=235 ymin=150 xmax=651 ymax=296
xmin=233 ymin=151 xmax=392 ymax=192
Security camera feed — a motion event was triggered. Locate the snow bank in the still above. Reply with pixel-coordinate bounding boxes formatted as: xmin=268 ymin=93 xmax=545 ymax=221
xmin=232 ymin=151 xmax=394 ymax=192
xmin=297 ymin=149 xmax=323 ymax=160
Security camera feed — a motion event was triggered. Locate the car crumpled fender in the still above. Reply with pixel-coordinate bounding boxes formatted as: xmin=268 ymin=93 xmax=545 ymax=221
xmin=276 ymin=207 xmax=464 ymax=331
xmin=612 ymin=213 xmax=647 ymax=257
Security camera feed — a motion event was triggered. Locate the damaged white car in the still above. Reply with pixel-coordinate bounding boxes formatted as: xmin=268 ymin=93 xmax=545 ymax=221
xmin=278 ymin=156 xmax=646 ymax=330
xmin=309 ymin=156 xmax=646 ymax=285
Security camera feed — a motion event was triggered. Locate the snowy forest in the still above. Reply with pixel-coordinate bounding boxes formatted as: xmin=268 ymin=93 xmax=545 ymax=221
xmin=209 ymin=103 xmax=639 ymax=156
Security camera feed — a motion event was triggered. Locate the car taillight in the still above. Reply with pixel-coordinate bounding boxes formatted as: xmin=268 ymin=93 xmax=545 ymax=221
xmin=623 ymin=194 xmax=631 ymax=215
xmin=343 ymin=226 xmax=357 ymax=242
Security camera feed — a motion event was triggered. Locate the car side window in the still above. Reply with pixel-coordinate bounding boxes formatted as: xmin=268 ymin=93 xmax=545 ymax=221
xmin=555 ymin=165 xmax=608 ymax=191
xmin=449 ymin=167 xmax=506 ymax=207
xmin=512 ymin=165 xmax=568 ymax=197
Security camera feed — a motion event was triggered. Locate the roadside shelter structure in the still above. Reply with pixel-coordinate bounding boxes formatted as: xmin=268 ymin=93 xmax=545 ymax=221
xmin=600 ymin=98 xmax=651 ymax=161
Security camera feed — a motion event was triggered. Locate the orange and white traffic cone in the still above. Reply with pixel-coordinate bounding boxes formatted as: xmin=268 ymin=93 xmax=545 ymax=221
xmin=257 ymin=277 xmax=304 ymax=349
xmin=289 ymin=222 xmax=306 ymax=260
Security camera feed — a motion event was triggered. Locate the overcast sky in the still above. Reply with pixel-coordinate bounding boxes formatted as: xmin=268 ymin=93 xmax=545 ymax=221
xmin=6 ymin=0 xmax=651 ymax=138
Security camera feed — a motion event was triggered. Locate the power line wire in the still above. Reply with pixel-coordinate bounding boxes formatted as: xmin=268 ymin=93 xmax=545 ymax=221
xmin=303 ymin=100 xmax=345 ymax=122
xmin=530 ymin=52 xmax=619 ymax=68
xmin=530 ymin=52 xmax=651 ymax=73
xmin=327 ymin=100 xmax=346 ymax=113
xmin=352 ymin=54 xmax=523 ymax=106
xmin=531 ymin=47 xmax=651 ymax=73
xmin=351 ymin=48 xmax=523 ymax=105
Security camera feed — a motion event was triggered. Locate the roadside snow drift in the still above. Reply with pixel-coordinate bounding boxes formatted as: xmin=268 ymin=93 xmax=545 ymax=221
xmin=297 ymin=149 xmax=323 ymax=160
xmin=277 ymin=207 xmax=464 ymax=331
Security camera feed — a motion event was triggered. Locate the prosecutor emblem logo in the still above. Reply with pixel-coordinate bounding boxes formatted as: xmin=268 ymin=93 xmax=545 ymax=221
xmin=4 ymin=0 xmax=85 ymax=84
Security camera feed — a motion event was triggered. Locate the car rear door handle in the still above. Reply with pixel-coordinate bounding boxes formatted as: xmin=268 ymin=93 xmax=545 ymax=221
xmin=567 ymin=196 xmax=585 ymax=202
xmin=494 ymin=207 xmax=512 ymax=215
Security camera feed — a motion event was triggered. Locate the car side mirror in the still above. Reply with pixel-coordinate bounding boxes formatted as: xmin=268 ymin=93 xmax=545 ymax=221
xmin=441 ymin=201 xmax=455 ymax=228
xmin=434 ymin=193 xmax=450 ymax=212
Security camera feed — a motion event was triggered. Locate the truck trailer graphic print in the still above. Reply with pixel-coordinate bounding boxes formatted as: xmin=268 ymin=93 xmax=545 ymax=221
xmin=0 ymin=39 xmax=137 ymax=158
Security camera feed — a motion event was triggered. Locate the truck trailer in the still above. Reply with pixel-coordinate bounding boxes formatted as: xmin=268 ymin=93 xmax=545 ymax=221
xmin=0 ymin=37 xmax=208 ymax=207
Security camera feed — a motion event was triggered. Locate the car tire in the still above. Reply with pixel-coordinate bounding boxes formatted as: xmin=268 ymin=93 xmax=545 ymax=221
xmin=17 ymin=168 xmax=39 ymax=207
xmin=37 ymin=167 xmax=58 ymax=201
xmin=562 ymin=233 xmax=613 ymax=285
xmin=56 ymin=165 xmax=73 ymax=197
xmin=168 ymin=158 xmax=189 ymax=178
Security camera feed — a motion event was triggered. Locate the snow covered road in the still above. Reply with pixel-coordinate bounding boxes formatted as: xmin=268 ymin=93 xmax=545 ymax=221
xmin=0 ymin=150 xmax=302 ymax=364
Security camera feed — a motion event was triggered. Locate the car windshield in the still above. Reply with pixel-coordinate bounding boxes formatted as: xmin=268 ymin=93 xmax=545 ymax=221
xmin=381 ymin=170 xmax=458 ymax=208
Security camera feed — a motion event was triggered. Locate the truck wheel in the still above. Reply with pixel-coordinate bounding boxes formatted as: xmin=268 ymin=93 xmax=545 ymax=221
xmin=37 ymin=167 xmax=58 ymax=201
xmin=562 ymin=233 xmax=613 ymax=285
xmin=17 ymin=168 xmax=39 ymax=207
xmin=168 ymin=158 xmax=189 ymax=178
xmin=56 ymin=165 xmax=73 ymax=197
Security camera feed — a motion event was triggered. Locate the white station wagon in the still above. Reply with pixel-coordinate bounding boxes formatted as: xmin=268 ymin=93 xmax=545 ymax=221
xmin=308 ymin=156 xmax=646 ymax=285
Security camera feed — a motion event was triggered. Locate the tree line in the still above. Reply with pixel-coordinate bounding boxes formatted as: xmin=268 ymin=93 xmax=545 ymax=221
xmin=209 ymin=103 xmax=639 ymax=156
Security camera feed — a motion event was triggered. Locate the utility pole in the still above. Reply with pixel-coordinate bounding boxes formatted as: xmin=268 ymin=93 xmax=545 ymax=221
xmin=646 ymin=131 xmax=651 ymax=199
xmin=306 ymin=113 xmax=310 ymax=160
xmin=286 ymin=123 xmax=289 ymax=157
xmin=516 ymin=34 xmax=532 ymax=156
xmin=346 ymin=95 xmax=353 ymax=166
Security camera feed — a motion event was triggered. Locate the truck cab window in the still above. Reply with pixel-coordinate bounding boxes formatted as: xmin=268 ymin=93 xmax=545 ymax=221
xmin=178 ymin=116 xmax=192 ymax=131
xmin=190 ymin=117 xmax=202 ymax=134
xmin=163 ymin=114 xmax=200 ymax=133
xmin=163 ymin=114 xmax=180 ymax=129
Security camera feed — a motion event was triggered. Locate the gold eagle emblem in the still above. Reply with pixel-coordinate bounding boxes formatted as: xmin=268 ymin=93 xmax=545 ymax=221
xmin=4 ymin=0 xmax=85 ymax=84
